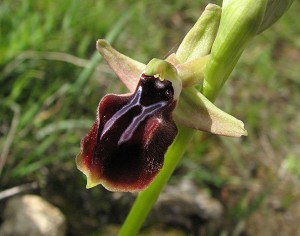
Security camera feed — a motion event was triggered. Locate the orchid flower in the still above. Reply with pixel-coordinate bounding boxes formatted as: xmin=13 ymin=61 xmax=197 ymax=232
xmin=75 ymin=4 xmax=248 ymax=192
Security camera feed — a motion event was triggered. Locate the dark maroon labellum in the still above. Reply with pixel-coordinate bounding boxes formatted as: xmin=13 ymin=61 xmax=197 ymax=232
xmin=77 ymin=74 xmax=178 ymax=191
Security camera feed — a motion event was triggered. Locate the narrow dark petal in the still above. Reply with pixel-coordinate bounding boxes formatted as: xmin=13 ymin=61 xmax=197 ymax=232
xmin=76 ymin=74 xmax=178 ymax=192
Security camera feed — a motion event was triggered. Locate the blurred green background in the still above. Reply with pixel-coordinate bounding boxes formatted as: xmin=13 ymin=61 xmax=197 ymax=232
xmin=1 ymin=0 xmax=300 ymax=235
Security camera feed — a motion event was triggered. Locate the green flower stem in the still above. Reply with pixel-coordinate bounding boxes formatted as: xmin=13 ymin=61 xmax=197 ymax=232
xmin=118 ymin=127 xmax=194 ymax=236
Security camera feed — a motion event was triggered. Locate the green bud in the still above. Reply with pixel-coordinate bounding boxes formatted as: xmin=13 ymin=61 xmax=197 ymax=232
xmin=203 ymin=0 xmax=268 ymax=100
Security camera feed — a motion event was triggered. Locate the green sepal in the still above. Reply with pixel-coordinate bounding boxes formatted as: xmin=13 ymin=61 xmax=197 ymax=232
xmin=97 ymin=39 xmax=145 ymax=92
xmin=174 ymin=87 xmax=247 ymax=137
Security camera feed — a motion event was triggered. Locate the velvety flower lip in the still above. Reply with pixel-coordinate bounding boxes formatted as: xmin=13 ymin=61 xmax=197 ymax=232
xmin=76 ymin=73 xmax=177 ymax=192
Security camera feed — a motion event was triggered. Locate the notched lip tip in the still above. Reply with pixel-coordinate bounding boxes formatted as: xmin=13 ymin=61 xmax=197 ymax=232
xmin=85 ymin=178 xmax=144 ymax=192
xmin=103 ymin=185 xmax=146 ymax=193
xmin=88 ymin=179 xmax=148 ymax=192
